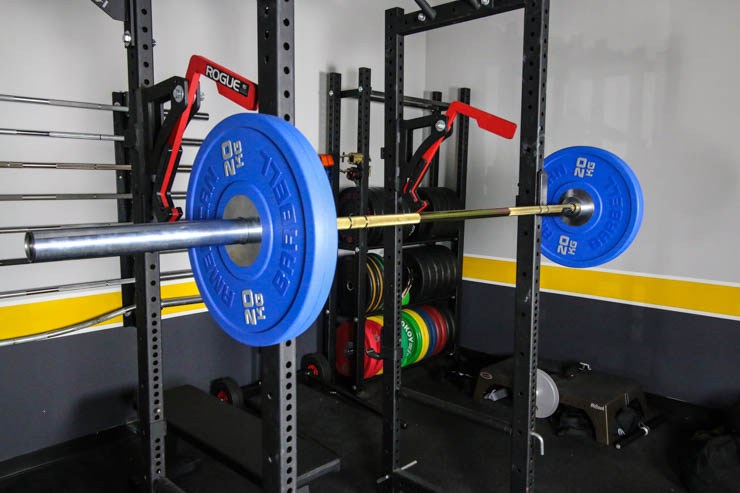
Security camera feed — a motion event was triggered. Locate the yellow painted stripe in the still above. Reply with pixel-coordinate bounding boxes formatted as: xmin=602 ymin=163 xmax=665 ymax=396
xmin=463 ymin=257 xmax=517 ymax=285
xmin=3 ymin=257 xmax=738 ymax=341
xmin=463 ymin=256 xmax=740 ymax=318
xmin=0 ymin=281 xmax=204 ymax=339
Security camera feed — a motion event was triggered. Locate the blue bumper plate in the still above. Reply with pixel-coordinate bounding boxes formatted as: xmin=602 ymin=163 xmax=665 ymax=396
xmin=542 ymin=146 xmax=643 ymax=268
xmin=187 ymin=114 xmax=337 ymax=346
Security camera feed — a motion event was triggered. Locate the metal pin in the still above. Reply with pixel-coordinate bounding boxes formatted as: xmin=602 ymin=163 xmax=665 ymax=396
xmin=531 ymin=431 xmax=545 ymax=456
xmin=172 ymin=85 xmax=185 ymax=103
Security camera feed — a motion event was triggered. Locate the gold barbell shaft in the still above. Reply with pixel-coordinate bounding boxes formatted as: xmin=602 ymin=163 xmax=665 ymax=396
xmin=336 ymin=203 xmax=577 ymax=231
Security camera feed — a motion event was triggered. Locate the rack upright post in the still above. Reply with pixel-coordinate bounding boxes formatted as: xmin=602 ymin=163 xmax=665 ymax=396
xmin=123 ymin=1 xmax=171 ymax=490
xmin=351 ymin=67 xmax=373 ymax=391
xmin=381 ymin=2 xmax=550 ymax=491
xmin=323 ymin=72 xmax=342 ymax=382
xmin=510 ymin=2 xmax=550 ymax=491
xmin=257 ymin=1 xmax=298 ymax=491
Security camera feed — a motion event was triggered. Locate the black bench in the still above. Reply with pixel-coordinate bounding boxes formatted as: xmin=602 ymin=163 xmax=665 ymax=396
xmin=165 ymin=385 xmax=340 ymax=489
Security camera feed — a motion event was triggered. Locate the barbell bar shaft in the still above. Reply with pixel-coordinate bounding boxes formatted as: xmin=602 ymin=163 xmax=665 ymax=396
xmin=0 ymin=258 xmax=30 ymax=267
xmin=0 ymin=161 xmax=130 ymax=171
xmin=0 ymin=193 xmax=132 ymax=201
xmin=0 ymin=294 xmax=203 ymax=348
xmin=0 ymin=127 xmax=124 ymax=142
xmin=7 ymin=203 xmax=574 ymax=235
xmin=26 ymin=203 xmax=577 ymax=263
xmin=0 ymin=248 xmax=187 ymax=267
xmin=0 ymin=161 xmax=193 ymax=172
xmin=0 ymin=93 xmax=129 ymax=112
xmin=0 ymin=192 xmax=187 ymax=201
xmin=0 ymin=221 xmax=134 ymax=235
xmin=0 ymin=128 xmax=203 ymax=146
xmin=0 ymin=93 xmax=210 ymax=120
xmin=0 ymin=269 xmax=193 ymax=300
xmin=335 ymin=204 xmax=577 ymax=230
xmin=27 ymin=219 xmax=263 ymax=262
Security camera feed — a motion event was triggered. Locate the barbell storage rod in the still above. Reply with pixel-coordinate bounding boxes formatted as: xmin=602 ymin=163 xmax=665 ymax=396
xmin=0 ymin=161 xmax=193 ymax=172
xmin=0 ymin=294 xmax=203 ymax=348
xmin=0 ymin=127 xmax=125 ymax=142
xmin=25 ymin=203 xmax=578 ymax=263
xmin=0 ymin=269 xmax=193 ymax=301
xmin=0 ymin=128 xmax=203 ymax=146
xmin=0 ymin=161 xmax=131 ymax=171
xmin=0 ymin=221 xmax=134 ymax=235
xmin=0 ymin=93 xmax=210 ymax=120
xmin=0 ymin=193 xmax=133 ymax=201
xmin=0 ymin=192 xmax=187 ymax=201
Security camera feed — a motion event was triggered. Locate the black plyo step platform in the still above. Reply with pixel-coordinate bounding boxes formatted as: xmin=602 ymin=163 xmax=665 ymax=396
xmin=474 ymin=358 xmax=652 ymax=445
xmin=165 ymin=385 xmax=340 ymax=488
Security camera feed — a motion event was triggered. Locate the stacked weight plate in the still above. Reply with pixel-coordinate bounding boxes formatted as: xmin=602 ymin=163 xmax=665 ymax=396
xmin=335 ymin=305 xmax=455 ymax=379
xmin=335 ymin=318 xmax=383 ymax=379
xmin=336 ymin=187 xmax=372 ymax=247
xmin=337 ymin=253 xmax=410 ymax=315
xmin=367 ymin=187 xmax=417 ymax=244
xmin=403 ymin=245 xmax=461 ymax=303
xmin=337 ymin=186 xmax=463 ymax=246
xmin=337 ymin=187 xmax=416 ymax=247
xmin=335 ymin=186 xmax=463 ymax=380
xmin=415 ymin=187 xmax=464 ymax=239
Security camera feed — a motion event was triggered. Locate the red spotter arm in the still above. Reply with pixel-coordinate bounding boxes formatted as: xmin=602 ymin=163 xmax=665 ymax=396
xmin=158 ymin=55 xmax=258 ymax=222
xmin=403 ymin=101 xmax=518 ymax=211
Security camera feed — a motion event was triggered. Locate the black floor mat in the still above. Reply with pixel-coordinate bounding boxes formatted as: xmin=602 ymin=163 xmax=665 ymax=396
xmin=0 ymin=361 xmax=719 ymax=493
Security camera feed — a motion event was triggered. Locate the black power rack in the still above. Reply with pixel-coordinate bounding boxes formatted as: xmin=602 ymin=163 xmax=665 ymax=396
xmin=103 ymin=1 xmax=299 ymax=491
xmin=323 ymin=68 xmax=470 ymax=393
xmin=377 ymin=2 xmax=550 ymax=492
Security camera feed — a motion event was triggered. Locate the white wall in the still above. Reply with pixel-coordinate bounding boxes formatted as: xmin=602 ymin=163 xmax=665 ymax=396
xmin=3 ymin=0 xmax=735 ymax=310
xmin=426 ymin=0 xmax=740 ymax=284
xmin=0 ymin=0 xmax=426 ymax=293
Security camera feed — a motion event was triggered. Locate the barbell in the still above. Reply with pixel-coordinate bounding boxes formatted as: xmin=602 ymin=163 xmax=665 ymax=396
xmin=23 ymin=114 xmax=643 ymax=346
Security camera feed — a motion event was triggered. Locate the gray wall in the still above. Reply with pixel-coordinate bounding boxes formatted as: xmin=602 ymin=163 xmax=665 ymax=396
xmin=426 ymin=0 xmax=740 ymax=282
xmin=422 ymin=1 xmax=740 ymax=405
xmin=0 ymin=0 xmax=426 ymax=461
xmin=0 ymin=314 xmax=255 ymax=463
xmin=0 ymin=314 xmax=321 ymax=463
xmin=0 ymin=0 xmax=428 ymax=290
xmin=3 ymin=0 xmax=738 ymax=465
